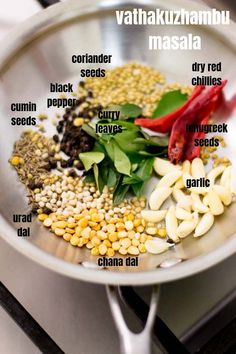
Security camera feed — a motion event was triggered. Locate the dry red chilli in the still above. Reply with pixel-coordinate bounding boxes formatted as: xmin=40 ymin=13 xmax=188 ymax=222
xmin=168 ymin=80 xmax=227 ymax=164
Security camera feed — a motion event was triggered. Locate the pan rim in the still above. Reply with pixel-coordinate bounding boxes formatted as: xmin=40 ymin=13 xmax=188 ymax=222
xmin=0 ymin=0 xmax=236 ymax=285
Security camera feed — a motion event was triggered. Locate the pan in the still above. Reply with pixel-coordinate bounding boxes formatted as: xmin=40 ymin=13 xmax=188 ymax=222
xmin=0 ymin=0 xmax=236 ymax=353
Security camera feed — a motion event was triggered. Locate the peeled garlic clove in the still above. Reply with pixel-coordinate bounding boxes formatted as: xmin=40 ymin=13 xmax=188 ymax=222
xmin=166 ymin=205 xmax=179 ymax=242
xmin=176 ymin=207 xmax=192 ymax=220
xmin=182 ymin=160 xmax=191 ymax=174
xmin=141 ymin=210 xmax=167 ymax=223
xmin=149 ymin=187 xmax=172 ymax=211
xmin=191 ymin=158 xmax=206 ymax=178
xmin=172 ymin=188 xmax=185 ymax=202
xmin=220 ymin=166 xmax=232 ymax=189
xmin=207 ymin=165 xmax=225 ymax=186
xmin=154 ymin=158 xmax=181 ymax=176
xmin=207 ymin=190 xmax=224 ymax=215
xmin=172 ymin=187 xmax=192 ymax=211
xmin=177 ymin=212 xmax=198 ymax=238
xmin=145 ymin=239 xmax=170 ymax=254
xmin=230 ymin=168 xmax=236 ymax=195
xmin=176 ymin=196 xmax=192 ymax=211
xmin=174 ymin=177 xmax=185 ymax=189
xmin=194 ymin=212 xmax=214 ymax=237
xmin=203 ymin=195 xmax=209 ymax=206
xmin=157 ymin=171 xmax=182 ymax=188
xmin=191 ymin=192 xmax=209 ymax=213
xmin=213 ymin=185 xmax=232 ymax=206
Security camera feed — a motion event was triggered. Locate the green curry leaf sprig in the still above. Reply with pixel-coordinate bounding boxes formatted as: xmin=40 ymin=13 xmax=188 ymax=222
xmin=79 ymin=104 xmax=168 ymax=204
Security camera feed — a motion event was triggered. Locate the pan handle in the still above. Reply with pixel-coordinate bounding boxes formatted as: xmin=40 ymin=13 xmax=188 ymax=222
xmin=36 ymin=0 xmax=61 ymax=8
xmin=106 ymin=285 xmax=159 ymax=354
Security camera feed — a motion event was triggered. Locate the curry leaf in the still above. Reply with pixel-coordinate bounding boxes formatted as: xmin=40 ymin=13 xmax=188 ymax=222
xmin=82 ymin=124 xmax=98 ymax=139
xmin=152 ymin=90 xmax=188 ymax=118
xmin=83 ymin=171 xmax=95 ymax=184
xmin=113 ymin=141 xmax=131 ymax=176
xmin=134 ymin=136 xmax=168 ymax=147
xmin=113 ymin=130 xmax=145 ymax=153
xmin=93 ymin=164 xmax=99 ymax=190
xmin=113 ymin=181 xmax=130 ymax=205
xmin=98 ymin=162 xmax=109 ymax=193
xmin=107 ymin=168 xmax=118 ymax=187
xmin=120 ymin=103 xmax=142 ymax=118
xmin=103 ymin=140 xmax=115 ymax=160
xmin=139 ymin=149 xmax=168 ymax=157
xmin=131 ymin=182 xmax=144 ymax=197
xmin=92 ymin=141 xmax=106 ymax=153
xmin=122 ymin=175 xmax=143 ymax=185
xmin=135 ymin=157 xmax=155 ymax=181
xmin=79 ymin=152 xmax=105 ymax=171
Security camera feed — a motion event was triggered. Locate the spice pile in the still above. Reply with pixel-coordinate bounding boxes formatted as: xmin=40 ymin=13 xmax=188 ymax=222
xmin=80 ymin=62 xmax=193 ymax=117
xmin=200 ymin=135 xmax=231 ymax=167
xmin=143 ymin=157 xmax=236 ymax=254
xmin=37 ymin=180 xmax=152 ymax=257
xmin=10 ymin=131 xmax=58 ymax=207
xmin=9 ymin=62 xmax=233 ymax=258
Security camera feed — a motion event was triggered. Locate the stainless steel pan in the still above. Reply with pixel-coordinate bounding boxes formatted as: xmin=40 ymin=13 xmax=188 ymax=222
xmin=0 ymin=0 xmax=236 ymax=352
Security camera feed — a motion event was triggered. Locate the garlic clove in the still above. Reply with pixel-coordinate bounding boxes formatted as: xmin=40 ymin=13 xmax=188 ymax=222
xmin=154 ymin=158 xmax=181 ymax=176
xmin=194 ymin=212 xmax=214 ymax=237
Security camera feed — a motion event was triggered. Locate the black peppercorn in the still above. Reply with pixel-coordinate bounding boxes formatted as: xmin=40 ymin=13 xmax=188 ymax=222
xmin=49 ymin=159 xmax=57 ymax=169
xmin=68 ymin=169 xmax=77 ymax=177
xmin=53 ymin=134 xmax=59 ymax=143
xmin=75 ymin=161 xmax=84 ymax=170
xmin=42 ymin=207 xmax=52 ymax=214
xmin=61 ymin=160 xmax=68 ymax=168
xmin=56 ymin=125 xmax=63 ymax=133
xmin=67 ymin=158 xmax=74 ymax=167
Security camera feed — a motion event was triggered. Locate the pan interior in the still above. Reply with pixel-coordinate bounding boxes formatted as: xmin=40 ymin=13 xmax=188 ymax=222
xmin=0 ymin=0 xmax=236 ymax=278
